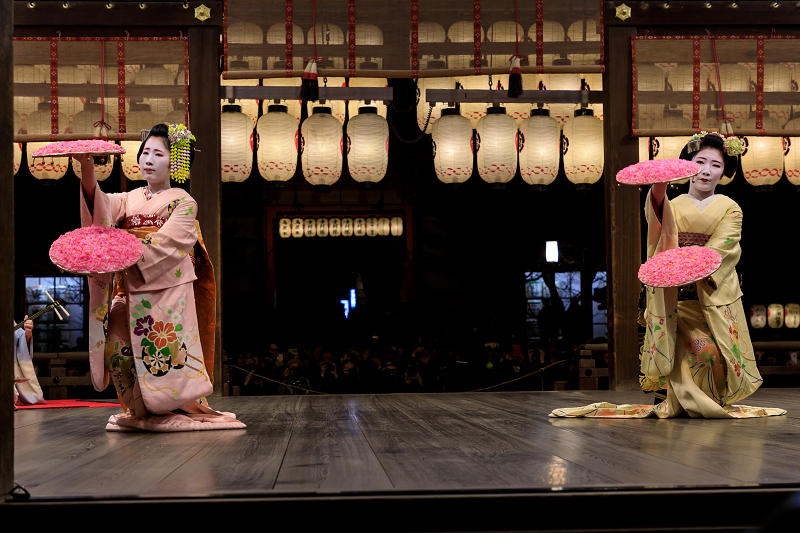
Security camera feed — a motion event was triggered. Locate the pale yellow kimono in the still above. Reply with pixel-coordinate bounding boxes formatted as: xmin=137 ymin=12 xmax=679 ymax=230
xmin=551 ymin=192 xmax=785 ymax=419
xmin=81 ymin=183 xmax=245 ymax=431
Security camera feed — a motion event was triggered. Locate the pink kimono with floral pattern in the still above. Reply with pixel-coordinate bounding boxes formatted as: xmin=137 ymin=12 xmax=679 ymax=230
xmin=81 ymin=183 xmax=244 ymax=431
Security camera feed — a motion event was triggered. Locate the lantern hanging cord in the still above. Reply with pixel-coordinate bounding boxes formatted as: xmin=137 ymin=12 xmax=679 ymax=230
xmin=93 ymin=41 xmax=113 ymax=137
xmin=509 ymin=0 xmax=526 ymax=62
xmin=710 ymin=33 xmax=733 ymax=132
xmin=386 ymin=103 xmax=433 ymax=144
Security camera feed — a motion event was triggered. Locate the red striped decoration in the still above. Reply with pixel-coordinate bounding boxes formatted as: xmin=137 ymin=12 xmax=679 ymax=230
xmin=535 ymin=0 xmax=543 ymax=73
xmin=410 ymin=0 xmax=419 ymax=78
xmin=117 ymin=40 xmax=126 ymax=135
xmin=692 ymin=38 xmax=701 ymax=131
xmin=286 ymin=0 xmax=294 ymax=77
xmin=756 ymin=36 xmax=765 ymax=131
xmin=348 ymin=0 xmax=356 ymax=76
xmin=473 ymin=0 xmax=482 ymax=75
xmin=50 ymin=39 xmax=58 ymax=137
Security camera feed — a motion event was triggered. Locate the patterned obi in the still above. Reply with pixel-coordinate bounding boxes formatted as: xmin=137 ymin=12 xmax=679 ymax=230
xmin=121 ymin=214 xmax=167 ymax=229
xmin=678 ymin=232 xmax=710 ymax=246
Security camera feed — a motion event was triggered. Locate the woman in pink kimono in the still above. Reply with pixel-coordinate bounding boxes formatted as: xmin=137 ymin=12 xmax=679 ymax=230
xmin=77 ymin=123 xmax=244 ymax=431
xmin=551 ymin=133 xmax=785 ymax=419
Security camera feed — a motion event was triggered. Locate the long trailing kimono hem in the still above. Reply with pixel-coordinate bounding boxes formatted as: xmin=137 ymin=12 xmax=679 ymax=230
xmin=552 ymin=192 xmax=785 ymax=420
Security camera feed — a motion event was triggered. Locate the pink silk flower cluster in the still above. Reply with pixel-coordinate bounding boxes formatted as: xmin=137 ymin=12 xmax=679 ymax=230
xmin=50 ymin=226 xmax=144 ymax=274
xmin=616 ymin=159 xmax=700 ymax=185
xmin=638 ymin=246 xmax=722 ymax=287
xmin=32 ymin=140 xmax=125 ymax=157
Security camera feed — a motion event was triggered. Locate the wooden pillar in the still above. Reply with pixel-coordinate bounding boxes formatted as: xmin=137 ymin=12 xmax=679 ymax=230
xmin=0 ymin=0 xmax=14 ymax=497
xmin=189 ymin=25 xmax=223 ymax=394
xmin=603 ymin=25 xmax=641 ymax=390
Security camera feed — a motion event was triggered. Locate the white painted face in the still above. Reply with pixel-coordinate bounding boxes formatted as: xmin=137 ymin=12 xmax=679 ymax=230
xmin=689 ymin=147 xmax=725 ymax=197
xmin=138 ymin=136 xmax=171 ymax=190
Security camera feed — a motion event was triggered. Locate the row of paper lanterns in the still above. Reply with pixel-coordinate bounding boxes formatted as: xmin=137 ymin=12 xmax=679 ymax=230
xmin=432 ymin=105 xmax=604 ymax=188
xmin=636 ymin=62 xmax=798 ymax=128
xmin=751 ymin=303 xmax=800 ymax=329
xmin=278 ymin=216 xmax=403 ymax=238
xmin=227 ymin=18 xmax=601 ymax=72
xmin=640 ymin=115 xmax=800 ymax=189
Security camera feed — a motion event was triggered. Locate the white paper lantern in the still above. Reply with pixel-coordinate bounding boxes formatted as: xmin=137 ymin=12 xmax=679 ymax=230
xmin=228 ymin=21 xmax=264 ymax=71
xmin=347 ymin=78 xmax=388 ymax=120
xmin=354 ymin=217 xmax=366 ymax=237
xmin=69 ymin=103 xmax=116 ymax=182
xmin=785 ymin=303 xmax=800 ymax=329
xmin=390 ymin=216 xmax=403 ymax=236
xmin=432 ymin=108 xmax=473 ymax=186
xmin=741 ymin=117 xmax=783 ymax=190
xmin=639 ymin=137 xmax=652 ymax=162
xmin=566 ymin=19 xmax=601 ymax=66
xmin=257 ymin=104 xmax=298 ymax=187
xmin=768 ymin=303 xmax=785 ymax=329
xmin=279 ymin=218 xmax=292 ymax=238
xmin=582 ymin=73 xmax=603 ymax=122
xmin=267 ymin=23 xmax=304 ymax=71
xmin=763 ymin=63 xmax=792 ymax=123
xmin=291 ymin=218 xmax=304 ymax=238
xmin=486 ymin=21 xmax=525 ymax=68
xmin=301 ymin=106 xmax=343 ymax=193
xmin=415 ymin=22 xmax=447 ymax=70
xmin=355 ymin=24 xmax=384 ymax=70
xmin=562 ymin=109 xmax=604 ymax=189
xmin=14 ymin=65 xmax=46 ymax=125
xmin=518 ymin=108 xmax=560 ymax=189
xmin=57 ymin=66 xmax=84 ymax=133
xmin=667 ymin=64 xmax=708 ymax=124
xmin=377 ymin=217 xmax=391 ymax=236
xmin=341 ymin=217 xmax=354 ymax=237
xmin=329 ymin=217 xmax=342 ymax=237
xmin=447 ymin=21 xmax=484 ymax=69
xmin=366 ymin=217 xmax=379 ymax=237
xmin=267 ymin=77 xmax=304 ymax=123
xmin=750 ymin=304 xmax=767 ymax=329
xmin=783 ymin=118 xmax=800 ymax=189
xmin=26 ymin=103 xmax=70 ymax=180
xmin=718 ymin=64 xmax=751 ymax=125
xmin=476 ymin=107 xmax=518 ymax=188
xmin=637 ymin=64 xmax=666 ymax=129
xmin=121 ymin=105 xmax=159 ymax=181
xmin=528 ymin=21 xmax=565 ymax=67
xmin=135 ymin=66 xmax=174 ymax=122
xmin=538 ymin=73 xmax=582 ymax=126
xmin=416 ymin=77 xmax=457 ymax=132
xmin=309 ymin=24 xmax=345 ymax=70
xmin=221 ymin=70 xmax=259 ymax=129
xmin=347 ymin=107 xmax=388 ymax=189
xmin=221 ymin=104 xmax=254 ymax=182
xmin=304 ymin=218 xmax=317 ymax=237
xmin=317 ymin=218 xmax=329 ymax=237
xmin=305 ymin=77 xmax=347 ymax=125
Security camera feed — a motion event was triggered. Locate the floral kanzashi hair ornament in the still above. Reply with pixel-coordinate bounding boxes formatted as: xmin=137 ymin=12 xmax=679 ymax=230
xmin=167 ymin=123 xmax=195 ymax=183
xmin=687 ymin=131 xmax=744 ymax=157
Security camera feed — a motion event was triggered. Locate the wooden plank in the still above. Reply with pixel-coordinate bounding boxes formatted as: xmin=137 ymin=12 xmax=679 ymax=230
xmin=1 ymin=0 xmax=15 ymax=498
xmin=604 ymin=25 xmax=641 ymax=391
xmin=604 ymin=0 xmax=800 ymax=27
xmin=272 ymin=395 xmax=394 ymax=492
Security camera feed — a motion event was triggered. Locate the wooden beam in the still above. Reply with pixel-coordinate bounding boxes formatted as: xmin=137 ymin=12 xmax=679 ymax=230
xmin=604 ymin=1 xmax=800 ymax=27
xmin=604 ymin=25 xmax=641 ymax=391
xmin=188 ymin=25 xmax=223 ymax=394
xmin=13 ymin=1 xmax=223 ymax=26
xmin=1 ymin=0 xmax=15 ymax=499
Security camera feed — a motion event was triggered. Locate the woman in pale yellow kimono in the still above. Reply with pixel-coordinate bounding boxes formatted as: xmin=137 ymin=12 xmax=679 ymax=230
xmin=77 ymin=123 xmax=245 ymax=431
xmin=551 ymin=133 xmax=785 ymax=419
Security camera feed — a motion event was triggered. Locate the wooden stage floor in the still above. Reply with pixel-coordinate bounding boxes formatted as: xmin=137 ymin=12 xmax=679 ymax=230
xmin=7 ymin=389 xmax=800 ymax=531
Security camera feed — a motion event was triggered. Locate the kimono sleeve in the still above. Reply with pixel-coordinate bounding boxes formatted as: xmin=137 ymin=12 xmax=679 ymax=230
xmin=134 ymin=197 xmax=198 ymax=285
xmin=80 ymin=181 xmax=128 ymax=228
xmin=697 ymin=202 xmax=743 ymax=306
xmin=644 ymin=189 xmax=678 ymax=259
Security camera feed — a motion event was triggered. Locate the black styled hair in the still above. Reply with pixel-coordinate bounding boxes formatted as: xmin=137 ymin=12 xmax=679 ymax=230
xmin=137 ymin=123 xmax=196 ymax=168
xmin=678 ymin=133 xmax=738 ymax=179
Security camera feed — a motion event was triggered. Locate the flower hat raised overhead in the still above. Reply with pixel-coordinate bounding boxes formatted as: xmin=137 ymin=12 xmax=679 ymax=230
xmin=616 ymin=159 xmax=701 ymax=186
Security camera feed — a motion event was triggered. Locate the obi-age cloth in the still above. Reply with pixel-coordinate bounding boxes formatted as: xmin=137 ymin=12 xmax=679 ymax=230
xmin=551 ymin=192 xmax=785 ymax=419
xmin=81 ymin=182 xmax=245 ymax=431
